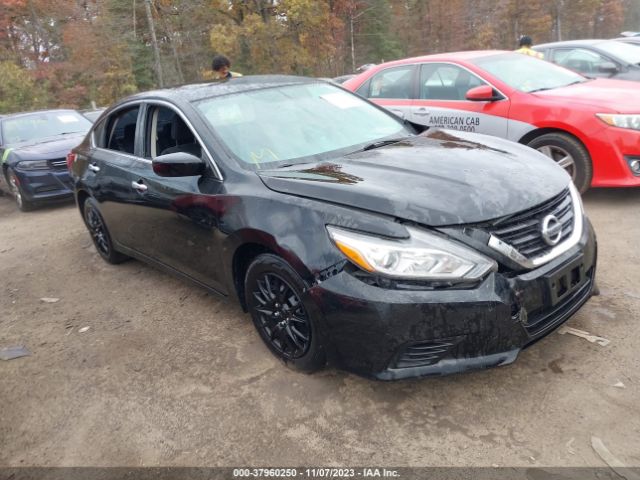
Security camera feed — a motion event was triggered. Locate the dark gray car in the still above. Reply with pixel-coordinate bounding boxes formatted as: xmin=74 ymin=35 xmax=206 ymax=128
xmin=535 ymin=39 xmax=640 ymax=82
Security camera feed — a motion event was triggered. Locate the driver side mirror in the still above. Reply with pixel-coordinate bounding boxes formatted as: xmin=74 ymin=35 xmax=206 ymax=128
xmin=465 ymin=85 xmax=503 ymax=102
xmin=152 ymin=152 xmax=205 ymax=177
xmin=598 ymin=62 xmax=619 ymax=74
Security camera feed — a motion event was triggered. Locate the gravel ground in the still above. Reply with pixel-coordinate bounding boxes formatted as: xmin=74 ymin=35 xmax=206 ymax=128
xmin=0 ymin=188 xmax=639 ymax=468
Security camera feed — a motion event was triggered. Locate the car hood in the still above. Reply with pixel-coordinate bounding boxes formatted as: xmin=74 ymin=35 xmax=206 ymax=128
xmin=532 ymin=78 xmax=640 ymax=112
xmin=257 ymin=130 xmax=569 ymax=227
xmin=6 ymin=133 xmax=86 ymax=161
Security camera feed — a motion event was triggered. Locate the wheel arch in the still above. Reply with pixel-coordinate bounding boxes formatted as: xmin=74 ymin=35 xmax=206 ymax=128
xmin=76 ymin=189 xmax=91 ymax=216
xmin=232 ymin=242 xmax=277 ymax=312
xmin=518 ymin=127 xmax=589 ymax=153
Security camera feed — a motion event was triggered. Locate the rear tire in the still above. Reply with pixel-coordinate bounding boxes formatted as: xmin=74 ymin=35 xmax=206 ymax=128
xmin=83 ymin=197 xmax=129 ymax=264
xmin=527 ymin=133 xmax=592 ymax=193
xmin=245 ymin=254 xmax=326 ymax=373
xmin=8 ymin=169 xmax=35 ymax=212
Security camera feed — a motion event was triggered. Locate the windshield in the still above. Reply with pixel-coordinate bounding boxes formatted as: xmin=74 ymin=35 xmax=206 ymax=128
xmin=597 ymin=40 xmax=640 ymax=65
xmin=472 ymin=53 xmax=587 ymax=93
xmin=1 ymin=111 xmax=92 ymax=145
xmin=195 ymin=82 xmax=409 ymax=169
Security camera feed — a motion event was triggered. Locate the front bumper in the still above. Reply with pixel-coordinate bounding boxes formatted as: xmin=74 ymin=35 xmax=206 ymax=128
xmin=12 ymin=167 xmax=74 ymax=203
xmin=589 ymin=126 xmax=640 ymax=187
xmin=307 ymin=219 xmax=597 ymax=380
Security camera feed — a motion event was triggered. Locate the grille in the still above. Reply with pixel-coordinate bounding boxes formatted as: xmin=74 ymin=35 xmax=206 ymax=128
xmin=488 ymin=188 xmax=573 ymax=259
xmin=48 ymin=158 xmax=67 ymax=170
xmin=393 ymin=339 xmax=458 ymax=369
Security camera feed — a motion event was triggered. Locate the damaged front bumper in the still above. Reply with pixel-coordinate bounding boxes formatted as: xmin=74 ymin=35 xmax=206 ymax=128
xmin=307 ymin=219 xmax=597 ymax=380
xmin=12 ymin=166 xmax=74 ymax=203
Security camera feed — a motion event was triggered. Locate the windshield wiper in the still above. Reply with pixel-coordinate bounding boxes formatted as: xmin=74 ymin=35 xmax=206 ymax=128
xmin=528 ymin=86 xmax=555 ymax=93
xmin=529 ymin=79 xmax=589 ymax=93
xmin=564 ymin=80 xmax=589 ymax=87
xmin=361 ymin=138 xmax=405 ymax=151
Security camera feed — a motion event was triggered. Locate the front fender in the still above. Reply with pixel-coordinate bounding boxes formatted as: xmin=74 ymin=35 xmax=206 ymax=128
xmin=219 ymin=192 xmax=407 ymax=300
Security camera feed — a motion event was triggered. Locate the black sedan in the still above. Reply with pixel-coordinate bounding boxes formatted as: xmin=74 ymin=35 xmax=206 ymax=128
xmin=534 ymin=39 xmax=640 ymax=81
xmin=0 ymin=109 xmax=92 ymax=211
xmin=68 ymin=76 xmax=597 ymax=380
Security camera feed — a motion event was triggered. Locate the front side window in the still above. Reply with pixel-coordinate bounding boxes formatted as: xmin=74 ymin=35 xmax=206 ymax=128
xmin=553 ymin=48 xmax=612 ymax=75
xmin=146 ymin=106 xmax=201 ymax=159
xmin=366 ymin=66 xmax=415 ymax=99
xmin=195 ymin=83 xmax=409 ymax=169
xmin=0 ymin=111 xmax=91 ymax=146
xmin=419 ymin=63 xmax=486 ymax=100
xmin=472 ymin=53 xmax=587 ymax=93
xmin=104 ymin=107 xmax=140 ymax=154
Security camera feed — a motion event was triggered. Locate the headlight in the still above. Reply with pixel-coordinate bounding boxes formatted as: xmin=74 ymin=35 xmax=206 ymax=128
xmin=326 ymin=226 xmax=497 ymax=281
xmin=18 ymin=160 xmax=49 ymax=170
xmin=596 ymin=114 xmax=640 ymax=131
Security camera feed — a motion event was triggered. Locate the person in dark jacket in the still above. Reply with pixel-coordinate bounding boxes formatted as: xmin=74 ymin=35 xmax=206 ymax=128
xmin=211 ymin=54 xmax=243 ymax=80
xmin=515 ymin=35 xmax=544 ymax=59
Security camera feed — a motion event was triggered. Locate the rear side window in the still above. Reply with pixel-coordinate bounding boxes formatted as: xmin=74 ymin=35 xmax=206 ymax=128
xmin=366 ymin=66 xmax=415 ymax=99
xmin=102 ymin=106 xmax=140 ymax=155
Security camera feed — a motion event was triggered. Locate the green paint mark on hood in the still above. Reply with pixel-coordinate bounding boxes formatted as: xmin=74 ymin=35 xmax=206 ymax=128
xmin=1 ymin=148 xmax=12 ymax=164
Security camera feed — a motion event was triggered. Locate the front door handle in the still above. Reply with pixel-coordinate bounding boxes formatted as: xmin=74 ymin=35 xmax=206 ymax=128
xmin=414 ymin=108 xmax=430 ymax=117
xmin=131 ymin=180 xmax=148 ymax=193
xmin=88 ymin=163 xmax=100 ymax=172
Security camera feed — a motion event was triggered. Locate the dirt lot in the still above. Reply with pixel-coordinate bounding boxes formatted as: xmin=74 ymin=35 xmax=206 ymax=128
xmin=1 ymin=189 xmax=639 ymax=468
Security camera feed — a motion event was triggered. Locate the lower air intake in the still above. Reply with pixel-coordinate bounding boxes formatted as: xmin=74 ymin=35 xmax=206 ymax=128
xmin=393 ymin=339 xmax=459 ymax=369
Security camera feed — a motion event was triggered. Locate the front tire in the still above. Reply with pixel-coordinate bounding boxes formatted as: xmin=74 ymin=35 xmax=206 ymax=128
xmin=527 ymin=133 xmax=592 ymax=193
xmin=8 ymin=169 xmax=35 ymax=212
xmin=245 ymin=254 xmax=326 ymax=373
xmin=83 ymin=197 xmax=129 ymax=264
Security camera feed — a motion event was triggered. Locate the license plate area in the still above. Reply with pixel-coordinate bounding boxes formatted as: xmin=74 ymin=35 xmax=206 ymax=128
xmin=548 ymin=257 xmax=586 ymax=306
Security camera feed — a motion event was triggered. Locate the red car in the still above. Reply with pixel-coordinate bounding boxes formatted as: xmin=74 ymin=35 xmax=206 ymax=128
xmin=343 ymin=51 xmax=640 ymax=192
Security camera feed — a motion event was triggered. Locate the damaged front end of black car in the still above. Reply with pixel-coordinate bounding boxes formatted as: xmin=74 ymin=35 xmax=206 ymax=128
xmin=70 ymin=77 xmax=596 ymax=380
xmin=257 ymin=132 xmax=596 ymax=380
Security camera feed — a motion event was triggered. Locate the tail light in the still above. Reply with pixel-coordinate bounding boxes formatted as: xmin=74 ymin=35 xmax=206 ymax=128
xmin=66 ymin=152 xmax=77 ymax=171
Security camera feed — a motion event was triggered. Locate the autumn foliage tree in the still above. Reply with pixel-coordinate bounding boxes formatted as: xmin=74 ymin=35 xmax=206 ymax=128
xmin=0 ymin=0 xmax=635 ymax=113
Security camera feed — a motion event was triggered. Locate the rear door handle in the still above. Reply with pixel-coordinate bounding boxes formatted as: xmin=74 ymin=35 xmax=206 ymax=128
xmin=131 ymin=180 xmax=148 ymax=193
xmin=88 ymin=163 xmax=100 ymax=172
xmin=414 ymin=108 xmax=430 ymax=117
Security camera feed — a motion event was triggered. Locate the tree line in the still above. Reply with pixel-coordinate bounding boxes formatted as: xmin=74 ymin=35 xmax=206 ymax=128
xmin=1 ymin=0 xmax=638 ymax=113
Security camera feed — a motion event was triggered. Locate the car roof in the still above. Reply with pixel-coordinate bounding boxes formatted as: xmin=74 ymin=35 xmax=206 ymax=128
xmin=535 ymin=39 xmax=610 ymax=49
xmin=342 ymin=51 xmax=512 ymax=75
xmin=615 ymin=37 xmax=640 ymax=43
xmin=118 ymin=75 xmax=318 ymax=106
xmin=0 ymin=108 xmax=79 ymax=121
xmin=368 ymin=50 xmax=509 ymax=68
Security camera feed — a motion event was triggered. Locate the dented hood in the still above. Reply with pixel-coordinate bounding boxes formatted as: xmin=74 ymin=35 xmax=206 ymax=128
xmin=258 ymin=129 xmax=570 ymax=226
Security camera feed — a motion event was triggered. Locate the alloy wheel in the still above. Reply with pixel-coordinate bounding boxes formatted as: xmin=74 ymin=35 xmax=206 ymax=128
xmin=85 ymin=207 xmax=111 ymax=257
xmin=537 ymin=145 xmax=576 ymax=180
xmin=8 ymin=173 xmax=23 ymax=209
xmin=251 ymin=273 xmax=311 ymax=359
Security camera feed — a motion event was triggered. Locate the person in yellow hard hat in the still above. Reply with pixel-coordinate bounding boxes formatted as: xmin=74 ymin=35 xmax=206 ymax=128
xmin=515 ymin=36 xmax=544 ymax=59
xmin=211 ymin=54 xmax=243 ymax=81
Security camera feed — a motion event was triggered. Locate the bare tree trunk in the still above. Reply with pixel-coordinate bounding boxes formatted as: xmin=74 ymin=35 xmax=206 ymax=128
xmin=154 ymin=3 xmax=185 ymax=84
xmin=133 ymin=0 xmax=137 ymax=39
xmin=557 ymin=0 xmax=564 ymax=41
xmin=27 ymin=0 xmax=44 ymax=62
xmin=144 ymin=0 xmax=164 ymax=87
xmin=350 ymin=14 xmax=356 ymax=72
